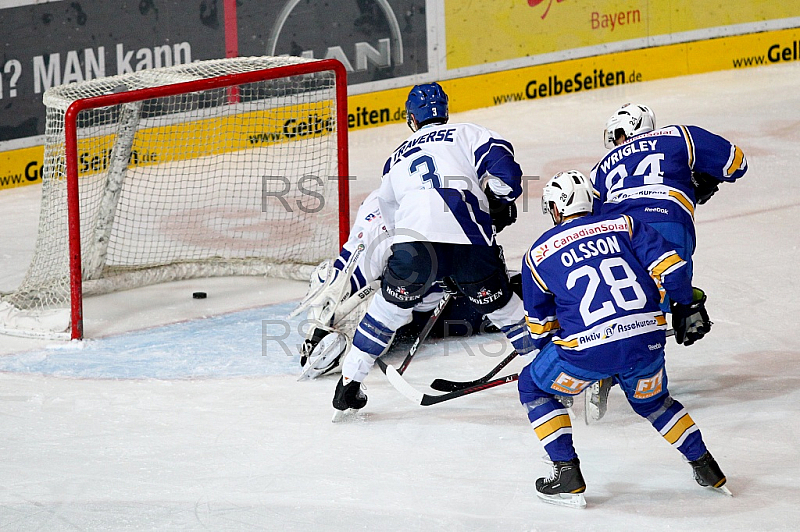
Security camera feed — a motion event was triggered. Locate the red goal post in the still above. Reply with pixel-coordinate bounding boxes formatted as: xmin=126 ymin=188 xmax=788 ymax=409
xmin=0 ymin=57 xmax=349 ymax=340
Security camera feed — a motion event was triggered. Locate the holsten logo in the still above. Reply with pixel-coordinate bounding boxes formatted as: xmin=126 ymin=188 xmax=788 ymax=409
xmin=266 ymin=0 xmax=404 ymax=73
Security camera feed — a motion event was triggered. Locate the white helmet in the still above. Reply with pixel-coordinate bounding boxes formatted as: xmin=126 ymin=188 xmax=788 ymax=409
xmin=541 ymin=170 xmax=594 ymax=223
xmin=603 ymin=103 xmax=656 ymax=149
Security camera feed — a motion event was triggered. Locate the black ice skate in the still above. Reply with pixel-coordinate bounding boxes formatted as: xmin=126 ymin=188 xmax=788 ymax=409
xmin=535 ymin=457 xmax=587 ymax=509
xmin=584 ymin=378 xmax=612 ymax=424
xmin=331 ymin=377 xmax=367 ymax=422
xmin=689 ymin=451 xmax=732 ymax=496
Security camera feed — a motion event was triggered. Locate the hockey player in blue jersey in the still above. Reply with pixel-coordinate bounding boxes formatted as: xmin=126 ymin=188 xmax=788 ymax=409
xmin=586 ymin=103 xmax=747 ymax=421
xmin=331 ymin=82 xmax=533 ymax=418
xmin=519 ymin=170 xmax=727 ymax=508
xmin=591 ymin=103 xmax=747 ymax=312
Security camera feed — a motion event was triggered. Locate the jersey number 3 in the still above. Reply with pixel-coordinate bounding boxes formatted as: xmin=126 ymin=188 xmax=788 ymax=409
xmin=410 ymin=155 xmax=441 ymax=189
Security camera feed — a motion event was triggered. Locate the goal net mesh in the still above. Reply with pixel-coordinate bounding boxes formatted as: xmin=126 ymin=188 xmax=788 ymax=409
xmin=1 ymin=56 xmax=345 ymax=337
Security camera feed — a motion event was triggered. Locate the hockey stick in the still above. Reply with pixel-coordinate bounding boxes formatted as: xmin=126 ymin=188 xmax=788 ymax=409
xmin=430 ymin=328 xmax=677 ymax=393
xmin=396 ymin=290 xmax=453 ymax=375
xmin=376 ymin=357 xmax=519 ymax=406
xmin=429 ymin=350 xmax=519 ymax=392
xmin=331 ymin=281 xmax=379 ymax=325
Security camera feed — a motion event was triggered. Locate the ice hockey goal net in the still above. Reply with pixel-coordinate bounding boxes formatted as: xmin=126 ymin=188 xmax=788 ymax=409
xmin=0 ymin=56 xmax=349 ymax=340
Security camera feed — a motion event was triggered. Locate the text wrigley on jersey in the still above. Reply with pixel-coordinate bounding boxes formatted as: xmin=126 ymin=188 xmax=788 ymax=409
xmin=590 ymin=125 xmax=747 ymax=241
xmin=522 ymin=214 xmax=694 ymax=374
xmin=378 ymin=122 xmax=523 ymax=246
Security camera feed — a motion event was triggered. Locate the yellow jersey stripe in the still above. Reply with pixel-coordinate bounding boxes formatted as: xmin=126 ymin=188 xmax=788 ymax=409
xmin=526 ymin=253 xmax=549 ymax=292
xmin=669 ymin=190 xmax=695 ymax=217
xmin=726 ymin=145 xmax=746 ymax=176
xmin=650 ymin=252 xmax=684 ymax=279
xmin=554 ymin=338 xmax=579 ymax=348
xmin=681 ymin=125 xmax=695 ymax=169
xmin=534 ymin=413 xmax=572 ymax=440
xmin=622 ymin=214 xmax=634 ymax=239
xmin=526 ymin=317 xmax=560 ymax=336
xmin=663 ymin=413 xmax=696 ymax=445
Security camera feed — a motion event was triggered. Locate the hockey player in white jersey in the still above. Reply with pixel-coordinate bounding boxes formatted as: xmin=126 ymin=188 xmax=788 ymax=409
xmin=586 ymin=103 xmax=748 ymax=421
xmin=519 ymin=170 xmax=727 ymax=508
xmin=293 ymin=189 xmax=490 ymax=380
xmin=331 ymin=82 xmax=533 ymax=416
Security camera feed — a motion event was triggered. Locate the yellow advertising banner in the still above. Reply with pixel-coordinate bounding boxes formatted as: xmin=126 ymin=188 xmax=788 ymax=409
xmin=446 ymin=0 xmax=800 ymax=69
xmin=4 ymin=27 xmax=800 ymax=190
xmin=346 ymin=26 xmax=800 ymax=130
xmin=0 ymin=103 xmax=335 ymax=190
xmin=0 ymin=146 xmax=44 ymax=190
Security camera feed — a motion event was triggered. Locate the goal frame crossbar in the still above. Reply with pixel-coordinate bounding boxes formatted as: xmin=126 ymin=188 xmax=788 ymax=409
xmin=62 ymin=58 xmax=349 ymax=339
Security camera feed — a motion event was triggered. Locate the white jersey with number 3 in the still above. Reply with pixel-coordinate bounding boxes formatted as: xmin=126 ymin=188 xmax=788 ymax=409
xmin=377 ymin=122 xmax=523 ymax=246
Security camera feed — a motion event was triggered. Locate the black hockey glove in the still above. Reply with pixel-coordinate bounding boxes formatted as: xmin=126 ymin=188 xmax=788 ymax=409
xmin=670 ymin=288 xmax=712 ymax=346
xmin=691 ymin=172 xmax=721 ymax=205
xmin=485 ymin=187 xmax=517 ymax=233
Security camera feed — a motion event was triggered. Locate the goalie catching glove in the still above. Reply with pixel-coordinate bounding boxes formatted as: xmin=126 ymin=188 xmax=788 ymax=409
xmin=485 ymin=187 xmax=517 ymax=233
xmin=691 ymin=171 xmax=721 ymax=205
xmin=670 ymin=287 xmax=712 ymax=346
xmin=299 ymin=327 xmax=349 ymax=380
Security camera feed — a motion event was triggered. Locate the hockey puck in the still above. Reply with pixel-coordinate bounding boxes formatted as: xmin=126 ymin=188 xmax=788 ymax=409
xmin=192 ymin=292 xmax=207 ymax=299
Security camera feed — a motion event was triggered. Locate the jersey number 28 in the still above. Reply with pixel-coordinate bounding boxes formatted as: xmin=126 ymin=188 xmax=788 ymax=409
xmin=566 ymin=257 xmax=647 ymax=326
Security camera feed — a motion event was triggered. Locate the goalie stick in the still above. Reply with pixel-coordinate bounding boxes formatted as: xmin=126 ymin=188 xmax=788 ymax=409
xmin=376 ymin=357 xmax=519 ymax=406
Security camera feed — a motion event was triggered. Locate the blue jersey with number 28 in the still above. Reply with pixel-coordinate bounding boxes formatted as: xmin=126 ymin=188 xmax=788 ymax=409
xmin=522 ymin=213 xmax=693 ymax=374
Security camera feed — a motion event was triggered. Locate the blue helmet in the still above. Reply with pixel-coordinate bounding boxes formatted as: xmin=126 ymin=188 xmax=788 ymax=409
xmin=405 ymin=82 xmax=449 ymax=131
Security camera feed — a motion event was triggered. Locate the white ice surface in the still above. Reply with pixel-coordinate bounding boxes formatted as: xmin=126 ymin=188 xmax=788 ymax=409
xmin=2 ymin=63 xmax=800 ymax=530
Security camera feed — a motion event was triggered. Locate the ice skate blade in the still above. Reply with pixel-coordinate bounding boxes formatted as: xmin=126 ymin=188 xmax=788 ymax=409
xmin=714 ymin=485 xmax=733 ymax=497
xmin=331 ymin=408 xmax=363 ymax=423
xmin=536 ymin=491 xmax=587 ymax=509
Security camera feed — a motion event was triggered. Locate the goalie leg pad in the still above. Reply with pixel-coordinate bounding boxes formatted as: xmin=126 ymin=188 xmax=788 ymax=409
xmin=298 ymin=330 xmax=349 ymax=381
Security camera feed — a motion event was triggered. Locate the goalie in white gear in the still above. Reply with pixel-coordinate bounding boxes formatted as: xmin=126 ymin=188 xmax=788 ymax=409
xmin=294 ymin=190 xmax=493 ymax=380
xmin=293 ymin=190 xmax=392 ymax=380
